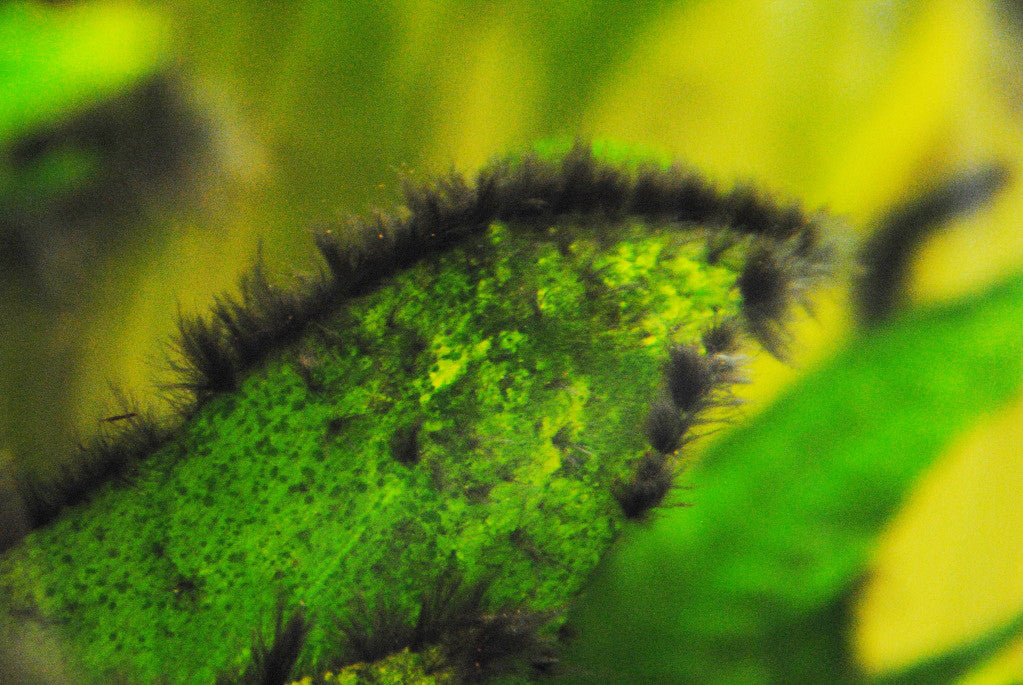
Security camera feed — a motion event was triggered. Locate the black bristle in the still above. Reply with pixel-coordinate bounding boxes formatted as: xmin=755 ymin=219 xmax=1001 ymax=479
xmin=334 ymin=593 xmax=415 ymax=664
xmin=628 ymin=163 xmax=675 ymax=217
xmin=721 ymin=185 xmax=815 ymax=241
xmin=165 ymin=309 xmax=237 ymax=400
xmin=244 ymin=254 xmax=304 ymax=335
xmin=204 ymin=249 xmax=329 ymax=387
xmin=333 ymin=568 xmax=477 ymax=664
xmin=330 ymin=565 xmax=558 ymax=682
xmin=612 ymin=451 xmax=676 ymax=519
xmin=338 ymin=218 xmax=394 ymax=294
xmin=292 ymin=267 xmax=338 ymax=324
xmin=313 ymin=227 xmax=352 ymax=292
xmin=723 ymin=184 xmax=778 ymax=236
xmin=405 ymin=171 xmax=486 ymax=249
xmin=386 ymin=212 xmax=428 ymax=272
xmin=472 ymin=163 xmax=505 ymax=225
xmin=318 ymin=222 xmax=388 ymax=300
xmin=702 ymin=318 xmax=742 ymax=356
xmin=630 ymin=162 xmax=719 ymax=221
xmin=214 ymin=262 xmax=279 ymax=370
xmin=645 ymin=399 xmax=689 ymax=455
xmin=420 ymin=566 xmax=559 ymax=683
xmin=554 ymin=141 xmax=598 ymax=215
xmin=738 ymin=244 xmax=792 ymax=359
xmin=256 ymin=609 xmax=310 ymax=685
xmin=673 ymin=169 xmax=721 ymax=224
xmin=432 ymin=170 xmax=493 ymax=239
xmin=495 ymin=152 xmax=561 ymax=225
xmin=11 ymin=473 xmax=53 ymax=534
xmin=15 ymin=453 xmax=98 ymax=537
xmin=704 ymin=229 xmax=741 ymax=265
xmin=0 ymin=463 xmax=30 ymax=553
xmin=774 ymin=202 xmax=813 ymax=241
xmin=792 ymin=221 xmax=824 ymax=262
xmin=90 ymin=387 xmax=170 ymax=481
xmin=664 ymin=344 xmax=715 ymax=414
xmin=403 ymin=177 xmax=444 ymax=237
xmin=591 ymin=160 xmax=632 ymax=218
xmin=412 ymin=566 xmax=491 ymax=650
xmin=218 ymin=599 xmax=311 ymax=685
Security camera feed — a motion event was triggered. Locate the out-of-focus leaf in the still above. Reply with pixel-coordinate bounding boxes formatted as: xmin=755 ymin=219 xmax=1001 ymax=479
xmin=0 ymin=144 xmax=100 ymax=205
xmin=0 ymin=1 xmax=169 ymax=142
xmin=855 ymin=386 xmax=1023 ymax=679
xmin=555 ymin=267 xmax=1023 ymax=683
xmin=873 ymin=611 xmax=1023 ymax=685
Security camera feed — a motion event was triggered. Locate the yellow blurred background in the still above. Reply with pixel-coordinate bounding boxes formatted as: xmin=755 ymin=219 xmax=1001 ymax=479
xmin=2 ymin=0 xmax=1022 ymax=681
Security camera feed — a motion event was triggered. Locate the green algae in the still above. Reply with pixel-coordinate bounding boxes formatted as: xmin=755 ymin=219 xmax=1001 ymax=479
xmin=0 ymin=218 xmax=743 ymax=683
xmin=299 ymin=647 xmax=453 ymax=685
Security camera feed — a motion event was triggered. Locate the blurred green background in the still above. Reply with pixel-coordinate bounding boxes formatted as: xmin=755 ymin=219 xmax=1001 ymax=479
xmin=2 ymin=0 xmax=1022 ymax=681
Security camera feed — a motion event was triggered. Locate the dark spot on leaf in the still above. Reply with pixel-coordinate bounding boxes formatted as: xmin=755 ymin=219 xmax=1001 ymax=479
xmin=390 ymin=418 xmax=423 ymax=466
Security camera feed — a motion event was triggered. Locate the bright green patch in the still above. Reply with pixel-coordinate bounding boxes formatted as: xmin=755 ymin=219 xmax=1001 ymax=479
xmin=293 ymin=647 xmax=452 ymax=684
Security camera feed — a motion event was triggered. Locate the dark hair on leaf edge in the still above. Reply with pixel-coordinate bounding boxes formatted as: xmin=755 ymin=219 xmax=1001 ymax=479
xmin=702 ymin=316 xmax=742 ymax=356
xmin=2 ymin=138 xmax=839 ymax=556
xmin=12 ymin=388 xmax=174 ymax=534
xmin=329 ymin=564 xmax=559 ymax=683
xmin=216 ymin=595 xmax=311 ymax=685
xmin=613 ymin=451 xmax=682 ymax=520
xmin=738 ymin=243 xmax=794 ymax=359
xmin=645 ymin=398 xmax=691 ymax=455
xmin=664 ymin=343 xmax=717 ymax=415
xmin=624 ymin=336 xmax=748 ymax=520
xmin=165 ymin=307 xmax=239 ymax=401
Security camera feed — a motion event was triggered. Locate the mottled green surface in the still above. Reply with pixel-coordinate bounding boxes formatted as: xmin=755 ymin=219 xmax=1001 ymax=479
xmin=0 ymin=219 xmax=742 ymax=683
xmin=306 ymin=647 xmax=452 ymax=684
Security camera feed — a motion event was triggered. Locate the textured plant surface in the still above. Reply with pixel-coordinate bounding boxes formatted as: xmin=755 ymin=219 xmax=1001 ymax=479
xmin=0 ymin=141 xmax=838 ymax=683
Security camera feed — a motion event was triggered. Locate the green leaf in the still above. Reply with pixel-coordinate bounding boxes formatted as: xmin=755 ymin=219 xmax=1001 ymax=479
xmin=0 ymin=217 xmax=743 ymax=683
xmin=556 ymin=267 xmax=1023 ymax=684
